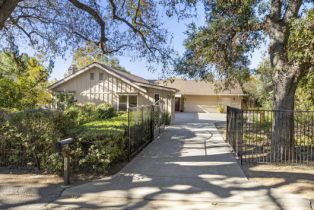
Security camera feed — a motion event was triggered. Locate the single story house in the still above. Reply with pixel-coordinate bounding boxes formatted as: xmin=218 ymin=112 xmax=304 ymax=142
xmin=155 ymin=79 xmax=245 ymax=113
xmin=48 ymin=62 xmax=177 ymax=118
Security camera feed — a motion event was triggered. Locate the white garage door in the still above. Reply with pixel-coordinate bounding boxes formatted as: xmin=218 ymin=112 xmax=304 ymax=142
xmin=184 ymin=95 xmax=218 ymax=113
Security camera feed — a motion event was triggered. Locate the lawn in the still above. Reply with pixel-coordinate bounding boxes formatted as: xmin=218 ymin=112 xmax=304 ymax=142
xmin=70 ymin=112 xmax=128 ymax=139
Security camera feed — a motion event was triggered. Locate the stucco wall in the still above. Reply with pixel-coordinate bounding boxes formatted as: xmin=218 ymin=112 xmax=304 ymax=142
xmin=183 ymin=95 xmax=242 ymax=113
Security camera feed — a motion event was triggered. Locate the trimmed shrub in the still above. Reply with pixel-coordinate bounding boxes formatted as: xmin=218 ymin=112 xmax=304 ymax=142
xmin=0 ymin=107 xmax=126 ymax=174
xmin=96 ymin=103 xmax=115 ymax=119
xmin=68 ymin=113 xmax=128 ymax=173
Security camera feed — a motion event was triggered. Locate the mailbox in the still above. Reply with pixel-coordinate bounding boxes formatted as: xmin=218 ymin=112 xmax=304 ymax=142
xmin=55 ymin=138 xmax=73 ymax=153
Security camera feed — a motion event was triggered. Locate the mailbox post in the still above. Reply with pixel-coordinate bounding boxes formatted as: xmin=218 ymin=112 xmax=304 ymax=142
xmin=55 ymin=138 xmax=73 ymax=186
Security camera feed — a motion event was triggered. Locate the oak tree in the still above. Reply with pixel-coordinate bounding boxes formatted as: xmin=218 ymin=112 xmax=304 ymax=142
xmin=177 ymin=1 xmax=314 ymax=160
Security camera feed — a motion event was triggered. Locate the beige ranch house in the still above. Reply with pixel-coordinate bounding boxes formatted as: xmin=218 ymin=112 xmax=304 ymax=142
xmin=49 ymin=62 xmax=177 ymax=119
xmin=156 ymin=80 xmax=244 ymax=113
xmin=49 ymin=62 xmax=244 ymax=116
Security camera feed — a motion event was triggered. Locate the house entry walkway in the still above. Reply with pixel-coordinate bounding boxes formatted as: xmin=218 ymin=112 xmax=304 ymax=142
xmin=49 ymin=113 xmax=309 ymax=210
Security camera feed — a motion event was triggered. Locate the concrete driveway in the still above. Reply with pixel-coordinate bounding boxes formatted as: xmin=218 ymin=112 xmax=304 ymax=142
xmin=47 ymin=113 xmax=309 ymax=210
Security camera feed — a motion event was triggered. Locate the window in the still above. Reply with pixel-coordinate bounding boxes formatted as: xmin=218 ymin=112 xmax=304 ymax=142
xmin=99 ymin=73 xmax=104 ymax=80
xmin=154 ymin=94 xmax=160 ymax=105
xmin=129 ymin=95 xmax=137 ymax=108
xmin=90 ymin=72 xmax=94 ymax=80
xmin=118 ymin=95 xmax=138 ymax=110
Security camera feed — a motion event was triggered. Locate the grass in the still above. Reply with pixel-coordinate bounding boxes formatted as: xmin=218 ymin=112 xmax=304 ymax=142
xmin=70 ymin=112 xmax=128 ymax=138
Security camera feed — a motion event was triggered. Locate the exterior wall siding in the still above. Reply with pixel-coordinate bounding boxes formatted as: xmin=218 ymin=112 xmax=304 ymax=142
xmin=52 ymin=67 xmax=175 ymax=117
xmin=53 ymin=67 xmax=139 ymax=109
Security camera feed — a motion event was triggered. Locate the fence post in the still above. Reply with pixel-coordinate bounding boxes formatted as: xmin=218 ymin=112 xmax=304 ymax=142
xmin=150 ymin=105 xmax=154 ymax=142
xmin=239 ymin=109 xmax=244 ymax=165
xmin=141 ymin=106 xmax=144 ymax=143
xmin=128 ymin=108 xmax=131 ymax=161
xmin=226 ymin=106 xmax=229 ymax=143
xmin=63 ymin=146 xmax=70 ymax=185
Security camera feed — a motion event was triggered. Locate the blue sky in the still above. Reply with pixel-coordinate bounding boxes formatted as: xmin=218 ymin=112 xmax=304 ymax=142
xmin=24 ymin=6 xmax=267 ymax=81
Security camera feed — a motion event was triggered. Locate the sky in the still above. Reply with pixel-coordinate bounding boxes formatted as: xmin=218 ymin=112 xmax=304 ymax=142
xmin=23 ymin=5 xmax=267 ymax=81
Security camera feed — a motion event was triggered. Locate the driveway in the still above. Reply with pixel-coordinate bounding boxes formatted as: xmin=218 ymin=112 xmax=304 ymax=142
xmin=47 ymin=113 xmax=309 ymax=210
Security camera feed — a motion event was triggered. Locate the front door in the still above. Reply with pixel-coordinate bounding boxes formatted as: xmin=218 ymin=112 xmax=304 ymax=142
xmin=175 ymin=97 xmax=181 ymax=111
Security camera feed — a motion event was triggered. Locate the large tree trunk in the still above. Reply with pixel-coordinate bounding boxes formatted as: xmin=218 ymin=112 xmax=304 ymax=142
xmin=271 ymin=70 xmax=298 ymax=162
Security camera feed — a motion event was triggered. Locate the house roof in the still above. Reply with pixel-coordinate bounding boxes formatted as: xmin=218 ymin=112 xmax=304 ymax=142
xmin=155 ymin=79 xmax=244 ymax=96
xmin=48 ymin=62 xmax=177 ymax=93
xmin=98 ymin=63 xmax=151 ymax=84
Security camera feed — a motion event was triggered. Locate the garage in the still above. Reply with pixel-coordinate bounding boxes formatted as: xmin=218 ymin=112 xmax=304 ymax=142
xmin=184 ymin=95 xmax=218 ymax=113
xmin=156 ymin=79 xmax=245 ymax=113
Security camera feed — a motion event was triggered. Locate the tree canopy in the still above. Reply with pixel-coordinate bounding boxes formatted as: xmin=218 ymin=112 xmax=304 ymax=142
xmin=0 ymin=52 xmax=51 ymax=110
xmin=177 ymin=1 xmax=313 ymax=78
xmin=72 ymin=43 xmax=128 ymax=72
xmin=0 ymin=0 xmax=187 ymax=68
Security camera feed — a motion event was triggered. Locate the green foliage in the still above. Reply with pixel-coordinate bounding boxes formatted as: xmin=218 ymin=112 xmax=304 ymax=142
xmin=0 ymin=109 xmax=128 ymax=174
xmin=64 ymin=103 xmax=117 ymax=125
xmin=96 ymin=103 xmax=116 ymax=119
xmin=0 ymin=52 xmax=51 ymax=110
xmin=242 ymin=61 xmax=273 ymax=108
xmin=162 ymin=112 xmax=171 ymax=125
xmin=0 ymin=109 xmax=74 ymax=172
xmin=54 ymin=92 xmax=76 ymax=110
xmin=68 ymin=113 xmax=128 ymax=173
xmin=176 ymin=1 xmax=263 ymax=82
xmin=245 ymin=59 xmax=314 ymax=110
xmin=295 ymin=71 xmax=314 ymax=111
xmin=72 ymin=43 xmax=128 ymax=72
xmin=288 ymin=10 xmax=314 ymax=64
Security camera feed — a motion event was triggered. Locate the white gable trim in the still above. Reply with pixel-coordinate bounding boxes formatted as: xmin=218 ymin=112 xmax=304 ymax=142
xmin=48 ymin=63 xmax=147 ymax=93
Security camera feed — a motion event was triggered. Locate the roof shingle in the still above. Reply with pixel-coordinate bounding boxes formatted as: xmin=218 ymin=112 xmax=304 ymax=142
xmin=155 ymin=79 xmax=244 ymax=95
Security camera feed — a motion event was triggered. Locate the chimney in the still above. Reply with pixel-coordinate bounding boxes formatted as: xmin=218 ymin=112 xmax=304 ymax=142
xmin=64 ymin=64 xmax=78 ymax=77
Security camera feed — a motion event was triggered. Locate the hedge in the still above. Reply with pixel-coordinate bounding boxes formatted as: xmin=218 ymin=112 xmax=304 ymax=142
xmin=0 ymin=104 xmax=128 ymax=174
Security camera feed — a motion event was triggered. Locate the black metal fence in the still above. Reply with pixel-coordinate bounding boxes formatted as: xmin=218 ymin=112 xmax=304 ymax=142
xmin=226 ymin=106 xmax=314 ymax=164
xmin=127 ymin=104 xmax=165 ymax=159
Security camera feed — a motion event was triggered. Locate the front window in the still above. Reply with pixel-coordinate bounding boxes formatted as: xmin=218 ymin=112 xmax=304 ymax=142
xmin=99 ymin=73 xmax=104 ymax=80
xmin=119 ymin=95 xmax=128 ymax=111
xmin=118 ymin=95 xmax=137 ymax=111
xmin=129 ymin=95 xmax=137 ymax=108
xmin=154 ymin=94 xmax=160 ymax=105
xmin=90 ymin=72 xmax=94 ymax=80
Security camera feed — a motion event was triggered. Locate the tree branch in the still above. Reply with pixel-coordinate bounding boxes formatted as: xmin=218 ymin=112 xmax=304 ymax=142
xmin=67 ymin=0 xmax=108 ymax=53
xmin=108 ymin=0 xmax=152 ymax=52
xmin=270 ymin=0 xmax=283 ymax=21
xmin=283 ymin=0 xmax=302 ymax=23
xmin=0 ymin=0 xmax=20 ymax=29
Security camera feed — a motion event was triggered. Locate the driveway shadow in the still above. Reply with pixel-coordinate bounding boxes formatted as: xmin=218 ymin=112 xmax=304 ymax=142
xmin=49 ymin=113 xmax=309 ymax=210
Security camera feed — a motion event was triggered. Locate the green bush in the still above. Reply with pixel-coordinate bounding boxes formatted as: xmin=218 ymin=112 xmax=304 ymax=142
xmin=0 ymin=107 xmax=127 ymax=174
xmin=64 ymin=103 xmax=116 ymax=125
xmin=96 ymin=103 xmax=115 ymax=119
xmin=162 ymin=112 xmax=171 ymax=125
xmin=54 ymin=92 xmax=76 ymax=110
xmin=77 ymin=103 xmax=98 ymax=123
xmin=69 ymin=113 xmax=128 ymax=173
xmin=0 ymin=109 xmax=75 ymax=172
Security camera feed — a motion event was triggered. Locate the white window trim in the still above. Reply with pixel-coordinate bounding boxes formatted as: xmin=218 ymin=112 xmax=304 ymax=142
xmin=117 ymin=94 xmax=138 ymax=111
